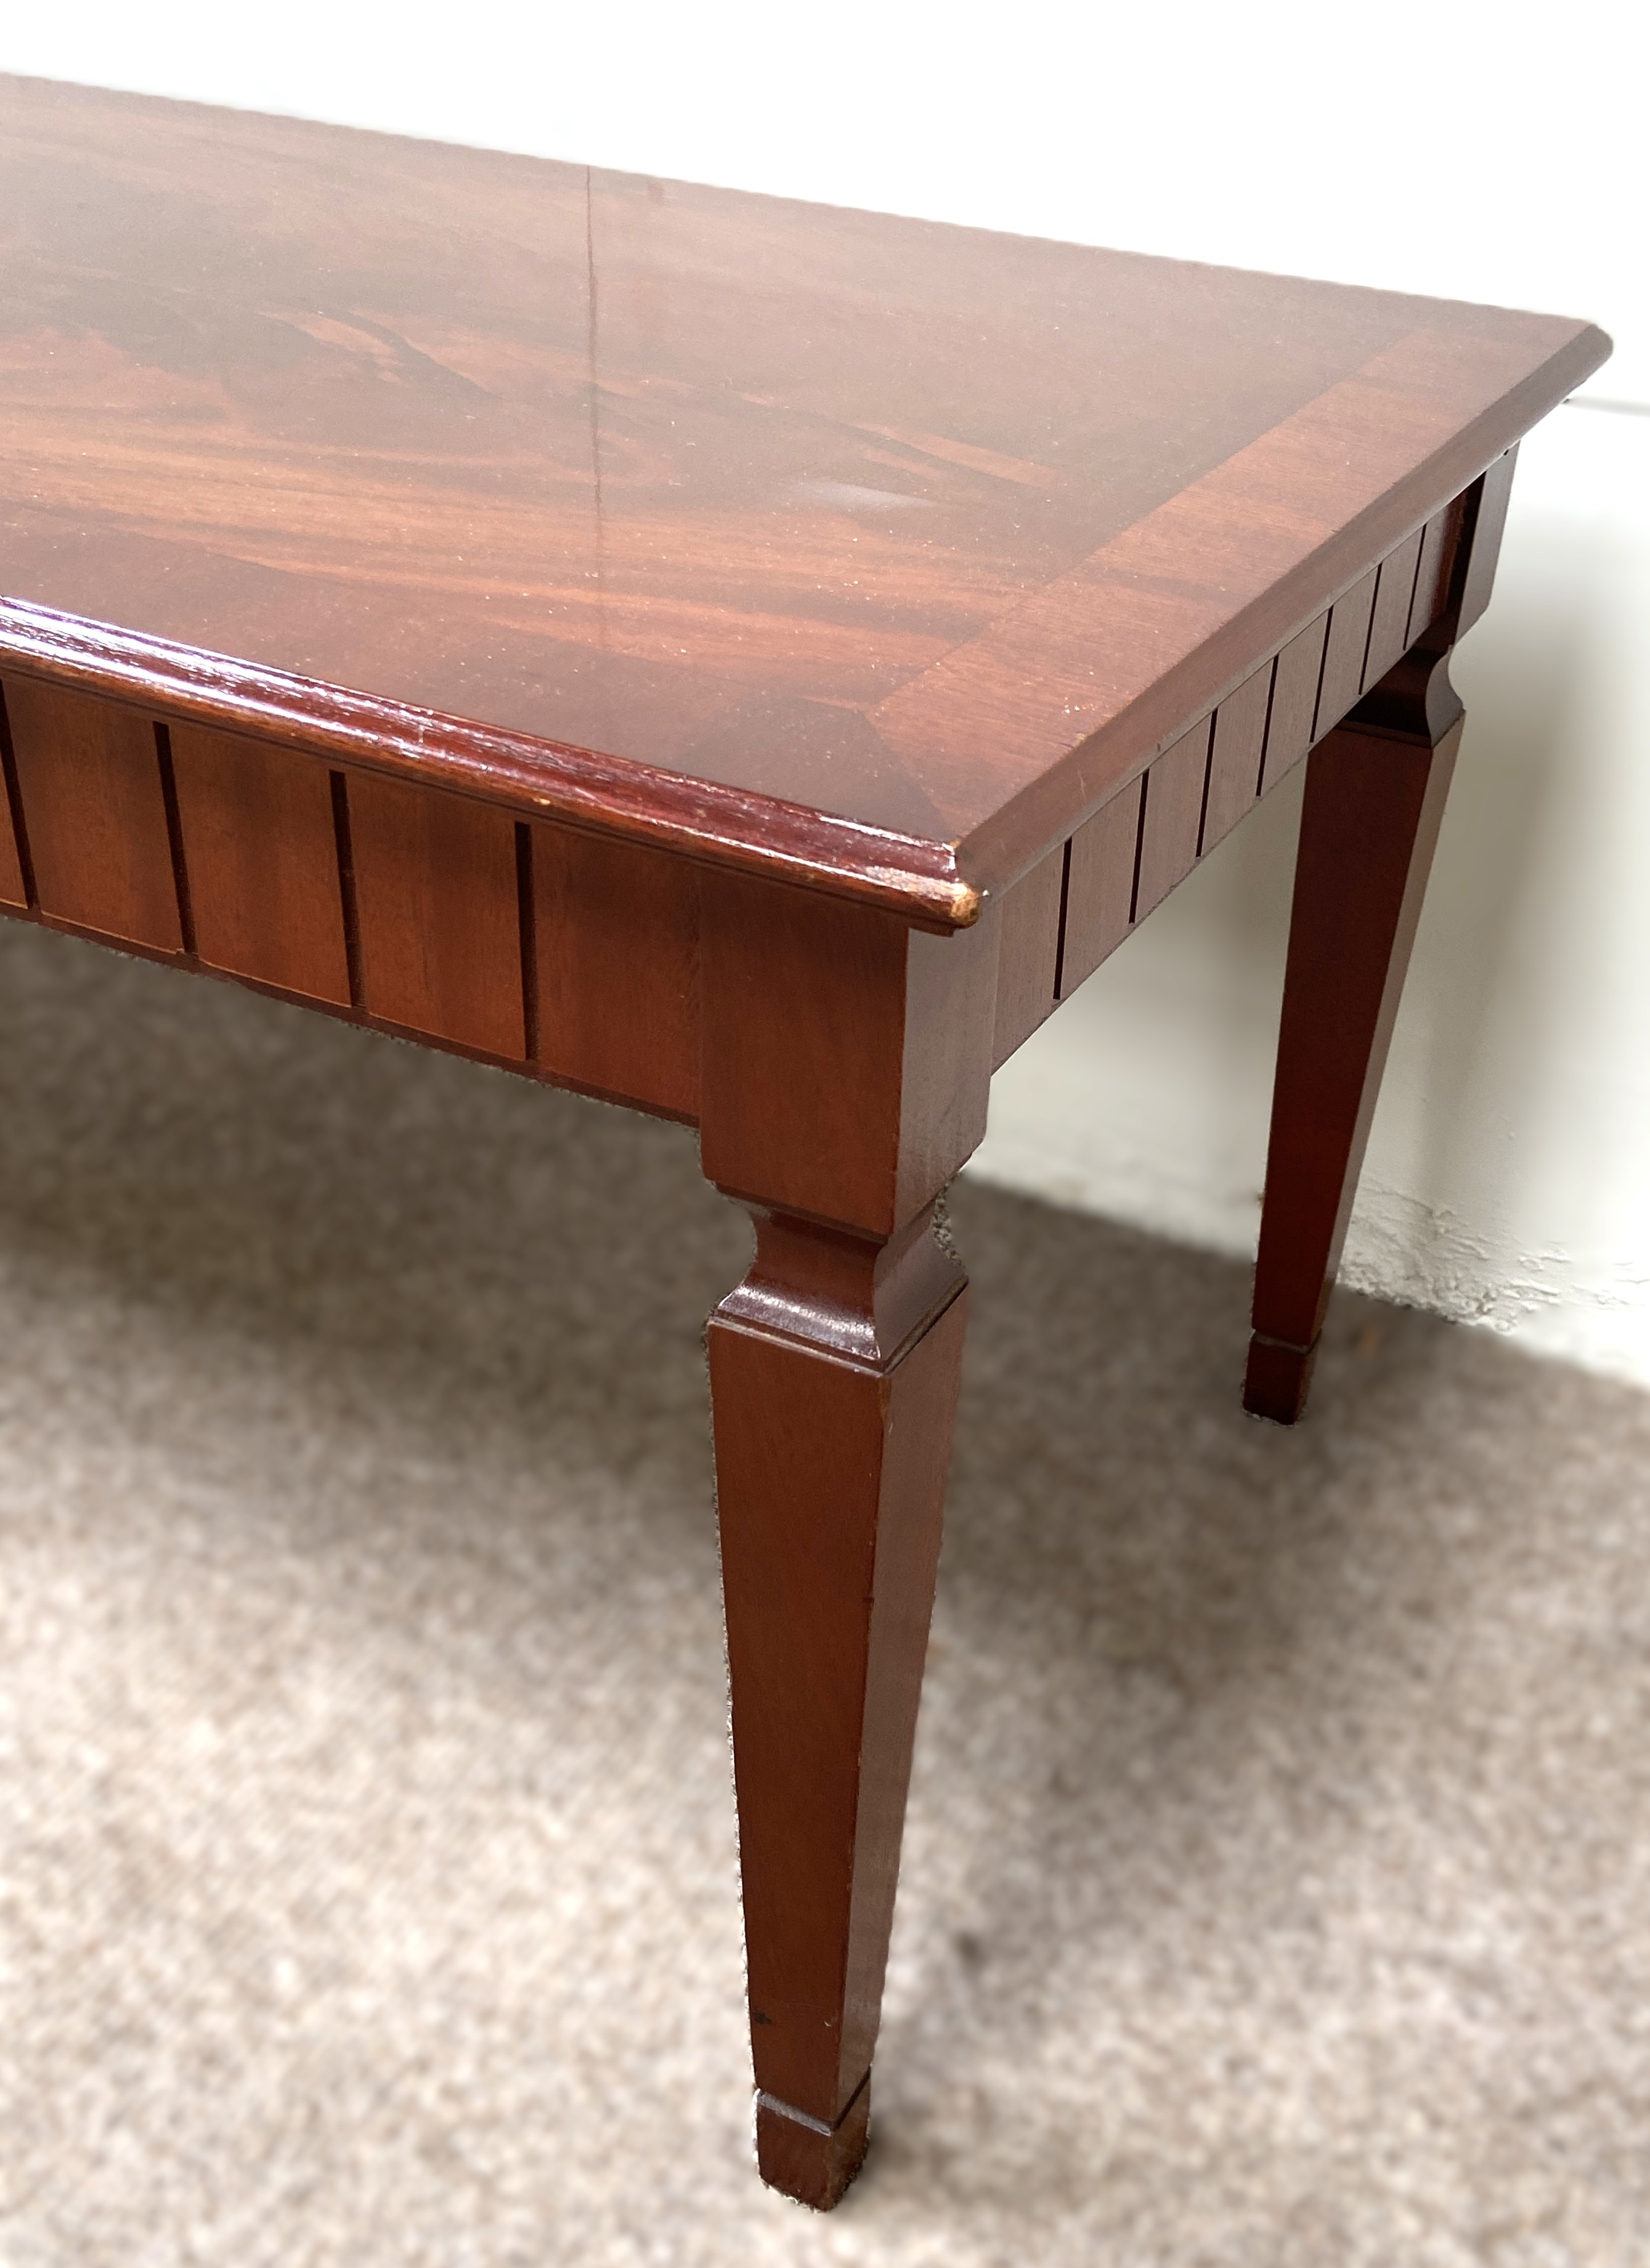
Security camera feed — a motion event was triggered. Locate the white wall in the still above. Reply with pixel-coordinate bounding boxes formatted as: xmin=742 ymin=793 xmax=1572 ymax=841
xmin=6 ymin=1 xmax=1648 ymax=1377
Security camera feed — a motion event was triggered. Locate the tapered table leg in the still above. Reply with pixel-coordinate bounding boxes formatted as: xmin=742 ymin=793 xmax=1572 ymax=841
xmin=709 ymin=1204 xmax=967 ymax=2205
xmin=696 ymin=868 xmax=997 ymax=2206
xmin=1244 ymin=642 xmax=1463 ymax=1422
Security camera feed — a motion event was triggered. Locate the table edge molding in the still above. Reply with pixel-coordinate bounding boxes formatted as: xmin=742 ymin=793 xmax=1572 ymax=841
xmin=0 ymin=324 xmax=1605 ymax=932
xmin=956 ymin=322 xmax=1611 ymax=894
xmin=0 ymin=599 xmax=980 ymax=932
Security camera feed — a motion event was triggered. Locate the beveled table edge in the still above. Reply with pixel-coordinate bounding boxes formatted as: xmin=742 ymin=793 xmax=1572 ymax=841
xmin=0 ymin=319 xmax=1609 ymax=933
xmin=0 ymin=598 xmax=980 ymax=931
xmin=954 ymin=325 xmax=1612 ymax=891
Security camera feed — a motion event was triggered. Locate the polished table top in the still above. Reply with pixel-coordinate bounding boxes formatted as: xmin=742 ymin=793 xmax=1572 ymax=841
xmin=0 ymin=71 xmax=1617 ymax=2218
xmin=0 ymin=74 xmax=1609 ymax=923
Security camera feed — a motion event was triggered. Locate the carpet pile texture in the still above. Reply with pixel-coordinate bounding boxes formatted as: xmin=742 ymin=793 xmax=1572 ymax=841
xmin=2 ymin=921 xmax=1648 ymax=2266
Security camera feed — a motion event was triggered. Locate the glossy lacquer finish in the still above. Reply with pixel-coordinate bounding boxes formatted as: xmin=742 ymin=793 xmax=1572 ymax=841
xmin=0 ymin=73 xmax=1614 ymax=2219
xmin=0 ymin=73 xmax=1609 ymax=916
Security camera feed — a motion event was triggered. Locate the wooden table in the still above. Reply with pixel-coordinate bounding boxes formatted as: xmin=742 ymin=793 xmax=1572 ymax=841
xmin=0 ymin=73 xmax=1609 ymax=2211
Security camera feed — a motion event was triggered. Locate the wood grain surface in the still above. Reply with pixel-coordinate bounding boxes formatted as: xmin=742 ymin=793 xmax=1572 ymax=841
xmin=0 ymin=447 xmax=1519 ymax=1111
xmin=1363 ymin=526 xmax=1425 ymax=689
xmin=990 ymin=845 xmax=1065 ymax=1067
xmin=530 ymin=824 xmax=699 ymax=1118
xmin=1245 ymin=637 xmax=1464 ymax=1423
xmin=169 ymin=724 xmax=351 ymax=1003
xmin=1201 ymin=664 xmax=1274 ymax=857
xmin=699 ymin=870 xmax=996 ymax=1237
xmin=0 ymin=75 xmax=1599 ymax=2221
xmin=2 ymin=676 xmax=182 ymax=951
xmin=978 ymin=478 xmax=1469 ymax=1157
xmin=1134 ymin=724 xmax=1211 ymax=924
xmin=1457 ymin=449 xmax=1521 ymax=637
xmin=699 ymin=860 xmax=992 ymax=2208
xmin=0 ymin=76 xmax=1607 ymax=920
xmin=346 ymin=770 xmax=526 ymax=1058
xmin=710 ymin=1292 xmax=966 ymax=2165
xmin=1259 ymin=617 xmax=1331 ymax=794
xmin=1314 ymin=569 xmax=1381 ymax=743
xmin=1060 ymin=783 xmax=1142 ymax=998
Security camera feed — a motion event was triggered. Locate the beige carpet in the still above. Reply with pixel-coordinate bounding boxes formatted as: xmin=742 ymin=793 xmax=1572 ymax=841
xmin=2 ymin=918 xmax=1648 ymax=2267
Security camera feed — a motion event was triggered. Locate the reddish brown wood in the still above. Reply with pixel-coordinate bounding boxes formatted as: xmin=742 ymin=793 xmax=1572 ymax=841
xmin=1245 ymin=446 xmax=1515 ymax=1423
xmin=347 ymin=770 xmax=526 ymax=1057
xmin=982 ymin=502 xmax=1474 ymax=1027
xmin=1312 ymin=568 xmax=1380 ymax=743
xmin=0 ymin=685 xmax=26 ymax=907
xmin=1457 ymin=449 xmax=1519 ymax=637
xmin=755 ymin=2079 xmax=872 ymax=2213
xmin=0 ymin=807 xmax=20 ymax=907
xmin=168 ymin=724 xmax=351 ymax=1003
xmin=0 ymin=76 xmax=1607 ymax=923
xmin=530 ymin=825 xmax=699 ymax=1117
xmin=1258 ymin=615 xmax=1330 ymax=793
xmin=1362 ymin=527 xmax=1425 ymax=691
xmin=1408 ymin=499 xmax=1467 ymax=647
xmin=990 ymin=843 xmax=1064 ymax=1067
xmin=1134 ymin=723 xmax=1210 ymax=922
xmin=699 ymin=873 xmax=994 ymax=1237
xmin=1 ymin=676 xmax=182 ymax=950
xmin=1059 ymin=780 xmax=1141 ymax=995
xmin=1201 ymin=664 xmax=1273 ymax=855
xmin=1245 ymin=638 xmax=1463 ymax=1422
xmin=0 ymin=76 xmax=1609 ymax=2216
xmin=710 ymin=1270 xmax=967 ymax=2195
xmin=699 ymin=870 xmax=995 ymax=2203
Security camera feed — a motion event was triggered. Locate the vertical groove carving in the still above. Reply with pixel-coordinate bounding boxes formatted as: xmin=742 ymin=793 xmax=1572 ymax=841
xmin=988 ymin=841 xmax=1064 ymax=1068
xmin=153 ymin=721 xmax=197 ymax=957
xmin=330 ymin=770 xmax=364 ymax=1010
xmin=1052 ymin=836 xmax=1072 ymax=1000
xmin=1193 ymin=712 xmax=1217 ymax=859
xmin=1307 ymin=600 xmax=1335 ymax=743
xmin=169 ymin=725 xmax=351 ymax=1003
xmin=531 ymin=825 xmax=701 ymax=1116
xmin=1043 ymin=484 xmax=1488 ymax=1028
xmin=1254 ymin=653 xmax=1280 ymax=798
xmin=0 ymin=680 xmax=35 ymax=908
xmin=1127 ymin=768 xmax=1147 ymax=923
xmin=2 ymin=677 xmax=182 ymax=950
xmin=0 ymin=476 xmax=1510 ymax=1107
xmin=516 ymin=820 xmax=539 ymax=1063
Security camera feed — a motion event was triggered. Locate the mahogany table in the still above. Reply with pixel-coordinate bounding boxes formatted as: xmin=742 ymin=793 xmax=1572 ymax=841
xmin=0 ymin=73 xmax=1610 ymax=2211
